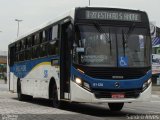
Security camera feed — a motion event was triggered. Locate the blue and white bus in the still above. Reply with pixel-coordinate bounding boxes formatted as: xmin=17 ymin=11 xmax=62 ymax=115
xmin=8 ymin=7 xmax=152 ymax=111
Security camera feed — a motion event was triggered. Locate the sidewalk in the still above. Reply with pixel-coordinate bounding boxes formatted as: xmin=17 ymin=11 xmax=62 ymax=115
xmin=152 ymin=85 xmax=160 ymax=96
xmin=152 ymin=85 xmax=160 ymax=91
xmin=0 ymin=83 xmax=9 ymax=91
xmin=0 ymin=80 xmax=6 ymax=84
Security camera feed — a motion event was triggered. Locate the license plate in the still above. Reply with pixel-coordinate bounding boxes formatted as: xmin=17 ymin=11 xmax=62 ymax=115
xmin=111 ymin=93 xmax=125 ymax=98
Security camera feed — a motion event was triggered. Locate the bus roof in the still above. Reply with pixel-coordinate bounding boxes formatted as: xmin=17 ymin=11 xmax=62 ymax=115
xmin=9 ymin=8 xmax=75 ymax=46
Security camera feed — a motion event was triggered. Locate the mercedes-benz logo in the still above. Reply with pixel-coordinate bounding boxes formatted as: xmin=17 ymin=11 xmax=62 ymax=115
xmin=115 ymin=82 xmax=120 ymax=88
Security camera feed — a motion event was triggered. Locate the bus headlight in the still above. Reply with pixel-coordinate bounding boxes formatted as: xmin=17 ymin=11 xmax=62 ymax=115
xmin=74 ymin=77 xmax=91 ymax=91
xmin=147 ymin=79 xmax=152 ymax=84
xmin=142 ymin=79 xmax=152 ymax=91
xmin=75 ymin=78 xmax=82 ymax=85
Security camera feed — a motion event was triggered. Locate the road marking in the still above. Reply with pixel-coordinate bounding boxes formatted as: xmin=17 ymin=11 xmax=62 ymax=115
xmin=147 ymin=111 xmax=160 ymax=114
xmin=124 ymin=108 xmax=136 ymax=111
xmin=124 ymin=108 xmax=160 ymax=114
xmin=151 ymin=101 xmax=160 ymax=103
xmin=152 ymin=95 xmax=160 ymax=98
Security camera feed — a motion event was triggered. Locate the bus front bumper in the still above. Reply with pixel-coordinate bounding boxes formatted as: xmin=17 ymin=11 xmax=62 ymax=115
xmin=70 ymin=81 xmax=152 ymax=103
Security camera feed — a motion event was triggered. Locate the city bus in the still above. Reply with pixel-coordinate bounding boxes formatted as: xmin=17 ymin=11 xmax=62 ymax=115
xmin=8 ymin=7 xmax=152 ymax=111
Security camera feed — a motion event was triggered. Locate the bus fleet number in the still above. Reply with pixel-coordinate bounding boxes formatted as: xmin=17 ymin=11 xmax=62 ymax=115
xmin=93 ymin=83 xmax=104 ymax=87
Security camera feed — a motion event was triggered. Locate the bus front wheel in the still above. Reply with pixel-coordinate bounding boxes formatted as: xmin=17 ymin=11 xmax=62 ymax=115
xmin=17 ymin=80 xmax=26 ymax=101
xmin=108 ymin=103 xmax=124 ymax=111
xmin=52 ymin=83 xmax=61 ymax=108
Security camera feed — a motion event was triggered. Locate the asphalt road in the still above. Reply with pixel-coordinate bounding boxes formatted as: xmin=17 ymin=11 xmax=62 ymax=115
xmin=0 ymin=84 xmax=160 ymax=120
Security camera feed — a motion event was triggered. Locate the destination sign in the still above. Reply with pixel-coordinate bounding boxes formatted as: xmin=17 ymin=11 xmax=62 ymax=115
xmin=86 ymin=10 xmax=141 ymax=22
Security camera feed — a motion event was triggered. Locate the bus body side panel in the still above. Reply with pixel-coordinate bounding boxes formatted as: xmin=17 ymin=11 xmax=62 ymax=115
xmin=8 ymin=72 xmax=17 ymax=92
xmin=9 ymin=56 xmax=60 ymax=99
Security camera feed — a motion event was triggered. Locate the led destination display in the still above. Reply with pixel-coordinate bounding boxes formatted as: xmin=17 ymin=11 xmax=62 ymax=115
xmin=85 ymin=10 xmax=141 ymax=22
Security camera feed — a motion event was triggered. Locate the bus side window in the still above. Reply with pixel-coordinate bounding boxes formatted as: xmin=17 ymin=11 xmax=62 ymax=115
xmin=17 ymin=53 xmax=20 ymax=62
xmin=48 ymin=40 xmax=59 ymax=55
xmin=48 ymin=27 xmax=52 ymax=41
xmin=31 ymin=35 xmax=35 ymax=46
xmin=42 ymin=31 xmax=46 ymax=42
xmin=19 ymin=52 xmax=24 ymax=61
xmin=19 ymin=41 xmax=22 ymax=51
xmin=40 ymin=43 xmax=48 ymax=57
xmin=21 ymin=39 xmax=25 ymax=50
xmin=16 ymin=41 xmax=21 ymax=52
xmin=24 ymin=38 xmax=28 ymax=49
xmin=15 ymin=43 xmax=17 ymax=53
xmin=47 ymin=27 xmax=52 ymax=41
xmin=32 ymin=46 xmax=40 ymax=59
xmin=34 ymin=33 xmax=40 ymax=45
xmin=52 ymin=25 xmax=58 ymax=40
xmin=48 ymin=25 xmax=59 ymax=55
xmin=25 ymin=48 xmax=32 ymax=60
xmin=27 ymin=36 xmax=32 ymax=48
xmin=9 ymin=45 xmax=15 ymax=66
xmin=32 ymin=47 xmax=36 ymax=59
xmin=22 ymin=51 xmax=25 ymax=61
xmin=39 ymin=32 xmax=43 ymax=43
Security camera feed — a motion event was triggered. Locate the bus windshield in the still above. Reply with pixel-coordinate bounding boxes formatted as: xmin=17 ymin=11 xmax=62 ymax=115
xmin=73 ymin=24 xmax=151 ymax=67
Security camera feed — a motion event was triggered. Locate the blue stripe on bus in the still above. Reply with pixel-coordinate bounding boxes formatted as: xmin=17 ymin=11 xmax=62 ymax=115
xmin=71 ymin=66 xmax=152 ymax=90
xmin=10 ymin=55 xmax=59 ymax=78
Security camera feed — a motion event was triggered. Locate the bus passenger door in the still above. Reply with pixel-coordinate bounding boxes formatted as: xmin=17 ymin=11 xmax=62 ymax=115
xmin=60 ymin=20 xmax=72 ymax=100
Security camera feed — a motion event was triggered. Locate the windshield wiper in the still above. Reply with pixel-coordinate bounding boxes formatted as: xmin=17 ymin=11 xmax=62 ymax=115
xmin=122 ymin=29 xmax=126 ymax=57
xmin=125 ymin=23 xmax=136 ymax=43
xmin=92 ymin=22 xmax=112 ymax=55
xmin=121 ymin=23 xmax=136 ymax=57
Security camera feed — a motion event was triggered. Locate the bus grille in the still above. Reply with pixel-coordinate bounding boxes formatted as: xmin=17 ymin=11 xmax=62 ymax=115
xmin=73 ymin=64 xmax=150 ymax=80
xmin=86 ymin=68 xmax=146 ymax=79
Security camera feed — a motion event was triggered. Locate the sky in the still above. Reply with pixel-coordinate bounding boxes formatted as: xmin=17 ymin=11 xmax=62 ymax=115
xmin=0 ymin=0 xmax=160 ymax=51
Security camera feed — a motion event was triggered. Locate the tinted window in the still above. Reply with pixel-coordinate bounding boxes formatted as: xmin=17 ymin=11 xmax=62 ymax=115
xmin=19 ymin=51 xmax=25 ymax=61
xmin=27 ymin=37 xmax=32 ymax=47
xmin=52 ymin=25 xmax=58 ymax=40
xmin=9 ymin=46 xmax=15 ymax=66
xmin=34 ymin=33 xmax=40 ymax=45
xmin=25 ymin=48 xmax=32 ymax=60
xmin=45 ymin=28 xmax=52 ymax=41
xmin=21 ymin=39 xmax=25 ymax=50
xmin=42 ymin=31 xmax=46 ymax=42
xmin=48 ymin=40 xmax=59 ymax=55
xmin=40 ymin=43 xmax=48 ymax=57
xmin=32 ymin=45 xmax=40 ymax=58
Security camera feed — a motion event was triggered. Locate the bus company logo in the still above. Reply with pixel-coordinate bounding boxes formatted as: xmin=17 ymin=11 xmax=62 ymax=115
xmin=114 ymin=82 xmax=120 ymax=88
xmin=44 ymin=70 xmax=48 ymax=78
xmin=112 ymin=76 xmax=124 ymax=79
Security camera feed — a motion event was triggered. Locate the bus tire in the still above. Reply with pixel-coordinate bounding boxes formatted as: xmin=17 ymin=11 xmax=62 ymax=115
xmin=51 ymin=82 xmax=61 ymax=108
xmin=17 ymin=80 xmax=26 ymax=101
xmin=108 ymin=103 xmax=124 ymax=111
